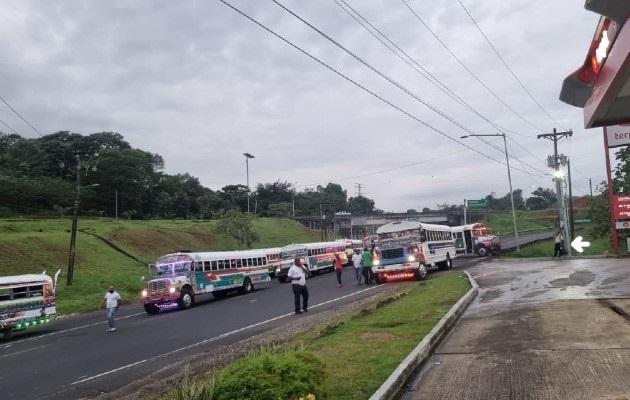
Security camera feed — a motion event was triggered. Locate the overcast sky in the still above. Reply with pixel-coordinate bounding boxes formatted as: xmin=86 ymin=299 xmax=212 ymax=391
xmin=0 ymin=0 xmax=612 ymax=212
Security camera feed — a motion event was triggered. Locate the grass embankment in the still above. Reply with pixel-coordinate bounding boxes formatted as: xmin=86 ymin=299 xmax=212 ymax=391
xmin=161 ymin=272 xmax=472 ymax=400
xmin=0 ymin=218 xmax=320 ymax=314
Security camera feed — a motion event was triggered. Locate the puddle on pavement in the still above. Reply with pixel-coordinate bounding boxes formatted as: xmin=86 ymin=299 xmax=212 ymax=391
xmin=548 ymin=270 xmax=596 ymax=287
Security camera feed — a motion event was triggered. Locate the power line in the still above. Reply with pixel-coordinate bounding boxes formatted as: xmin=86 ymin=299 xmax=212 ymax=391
xmin=270 ymin=0 xmax=484 ymax=140
xmin=399 ymin=0 xmax=546 ymax=134
xmin=0 ymin=95 xmax=44 ymax=137
xmin=0 ymin=117 xmax=20 ymax=135
xmin=456 ymin=0 xmax=568 ymax=131
xmin=332 ymin=0 xmax=527 ymax=138
xmin=220 ymin=0 xmax=547 ymax=190
xmin=219 ymin=0 xmax=506 ymax=167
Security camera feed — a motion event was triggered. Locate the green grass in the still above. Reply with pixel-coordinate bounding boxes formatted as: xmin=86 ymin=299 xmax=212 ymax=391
xmin=484 ymin=209 xmax=555 ymax=236
xmin=161 ymin=272 xmax=471 ymax=400
xmin=0 ymin=217 xmax=321 ymax=314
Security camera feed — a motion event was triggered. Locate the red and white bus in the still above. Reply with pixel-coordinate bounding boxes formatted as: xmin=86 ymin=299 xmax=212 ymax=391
xmin=451 ymin=223 xmax=501 ymax=256
xmin=275 ymin=241 xmax=348 ymax=283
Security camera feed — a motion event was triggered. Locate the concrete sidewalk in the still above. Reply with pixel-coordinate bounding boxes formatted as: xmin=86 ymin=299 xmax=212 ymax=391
xmin=379 ymin=257 xmax=630 ymax=400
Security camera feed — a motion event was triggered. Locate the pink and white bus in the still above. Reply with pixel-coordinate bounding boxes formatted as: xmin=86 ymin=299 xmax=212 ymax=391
xmin=140 ymin=250 xmax=272 ymax=314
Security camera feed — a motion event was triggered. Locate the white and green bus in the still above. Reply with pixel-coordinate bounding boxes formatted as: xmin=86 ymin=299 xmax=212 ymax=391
xmin=374 ymin=221 xmax=455 ymax=283
xmin=0 ymin=270 xmax=60 ymax=340
xmin=275 ymin=241 xmax=348 ymax=283
xmin=140 ymin=250 xmax=271 ymax=314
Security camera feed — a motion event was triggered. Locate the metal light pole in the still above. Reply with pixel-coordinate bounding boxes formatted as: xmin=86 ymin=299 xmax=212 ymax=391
xmin=461 ymin=133 xmax=520 ymax=251
xmin=243 ymin=153 xmax=255 ymax=213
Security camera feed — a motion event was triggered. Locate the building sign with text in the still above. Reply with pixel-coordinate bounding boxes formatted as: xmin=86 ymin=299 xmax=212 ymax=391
xmin=606 ymin=125 xmax=630 ymax=148
xmin=612 ymin=195 xmax=630 ymax=220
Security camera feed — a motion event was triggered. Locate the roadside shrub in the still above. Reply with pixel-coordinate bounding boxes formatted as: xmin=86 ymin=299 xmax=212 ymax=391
xmin=213 ymin=348 xmax=324 ymax=400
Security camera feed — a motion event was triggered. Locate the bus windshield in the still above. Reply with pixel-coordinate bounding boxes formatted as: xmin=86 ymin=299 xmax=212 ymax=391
xmin=155 ymin=254 xmax=193 ymax=275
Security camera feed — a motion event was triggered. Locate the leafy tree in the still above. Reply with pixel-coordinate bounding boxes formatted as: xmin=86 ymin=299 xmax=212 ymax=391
xmin=267 ymin=202 xmax=292 ymax=218
xmin=587 ymin=181 xmax=610 ymax=238
xmin=317 ymin=183 xmax=348 ymax=211
xmin=348 ymin=195 xmax=375 ymax=214
xmin=214 ymin=209 xmax=259 ymax=248
xmin=255 ymin=180 xmax=293 ymax=216
xmin=219 ymin=185 xmax=249 ymax=212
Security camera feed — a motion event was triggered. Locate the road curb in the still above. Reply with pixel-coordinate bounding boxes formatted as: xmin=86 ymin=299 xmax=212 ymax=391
xmin=369 ymin=271 xmax=479 ymax=400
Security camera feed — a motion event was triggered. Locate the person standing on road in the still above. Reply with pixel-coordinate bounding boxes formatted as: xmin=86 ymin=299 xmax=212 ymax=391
xmin=99 ymin=286 xmax=121 ymax=332
xmin=288 ymin=257 xmax=309 ymax=314
xmin=553 ymin=231 xmax=564 ymax=258
xmin=333 ymin=253 xmax=344 ymax=287
xmin=362 ymin=247 xmax=374 ymax=285
xmin=352 ymin=248 xmax=363 ymax=285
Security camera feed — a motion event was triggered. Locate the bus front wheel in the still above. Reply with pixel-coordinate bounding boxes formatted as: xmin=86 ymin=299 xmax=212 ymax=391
xmin=144 ymin=303 xmax=160 ymax=315
xmin=177 ymin=289 xmax=195 ymax=310
xmin=415 ymin=266 xmax=427 ymax=281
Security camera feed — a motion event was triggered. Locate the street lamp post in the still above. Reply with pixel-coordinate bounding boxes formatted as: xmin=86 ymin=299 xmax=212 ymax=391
xmin=461 ymin=133 xmax=520 ymax=251
xmin=243 ymin=153 xmax=255 ymax=213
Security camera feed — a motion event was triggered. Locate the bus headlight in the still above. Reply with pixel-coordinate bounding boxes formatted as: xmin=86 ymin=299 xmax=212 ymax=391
xmin=408 ymin=255 xmax=416 ymax=262
xmin=141 ymin=289 xmax=148 ymax=297
xmin=373 ymin=259 xmax=380 ymax=266
xmin=169 ymin=286 xmax=177 ymax=294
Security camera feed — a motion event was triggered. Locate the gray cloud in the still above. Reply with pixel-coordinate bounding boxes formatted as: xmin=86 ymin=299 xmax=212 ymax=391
xmin=0 ymin=0 xmax=608 ymax=211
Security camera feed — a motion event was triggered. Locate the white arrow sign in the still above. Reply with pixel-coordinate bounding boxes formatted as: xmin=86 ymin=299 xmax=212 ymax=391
xmin=571 ymin=236 xmax=591 ymax=253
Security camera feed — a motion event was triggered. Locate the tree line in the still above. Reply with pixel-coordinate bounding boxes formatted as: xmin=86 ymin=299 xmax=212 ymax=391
xmin=4 ymin=131 xmax=613 ymax=221
xmin=0 ymin=131 xmax=379 ymax=219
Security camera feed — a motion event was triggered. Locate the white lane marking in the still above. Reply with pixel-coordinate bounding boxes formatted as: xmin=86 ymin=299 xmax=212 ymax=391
xmin=1 ymin=344 xmax=48 ymax=358
xmin=72 ymin=286 xmax=378 ymax=385
xmin=0 ymin=312 xmax=146 ymax=348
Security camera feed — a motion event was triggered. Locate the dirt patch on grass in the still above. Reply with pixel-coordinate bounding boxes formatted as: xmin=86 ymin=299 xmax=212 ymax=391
xmin=360 ymin=332 xmax=399 ymax=340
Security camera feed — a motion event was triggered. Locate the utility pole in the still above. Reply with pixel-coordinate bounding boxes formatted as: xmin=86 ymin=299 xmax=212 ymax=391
xmin=67 ymin=157 xmax=81 ymax=286
xmin=354 ymin=183 xmax=363 ymax=197
xmin=537 ymin=128 xmax=572 ymax=254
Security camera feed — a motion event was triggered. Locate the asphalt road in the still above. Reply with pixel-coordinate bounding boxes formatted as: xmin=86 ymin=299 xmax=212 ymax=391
xmin=0 ymin=267 xmax=399 ymax=400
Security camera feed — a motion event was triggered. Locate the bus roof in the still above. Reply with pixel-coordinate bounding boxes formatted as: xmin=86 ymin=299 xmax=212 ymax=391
xmin=451 ymin=223 xmax=491 ymax=233
xmin=157 ymin=250 xmax=268 ymax=263
xmin=376 ymin=221 xmax=452 ymax=234
xmin=0 ymin=273 xmax=53 ymax=287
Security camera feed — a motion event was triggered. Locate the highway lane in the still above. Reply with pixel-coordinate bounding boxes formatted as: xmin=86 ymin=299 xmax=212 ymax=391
xmin=0 ymin=269 xmax=391 ymax=400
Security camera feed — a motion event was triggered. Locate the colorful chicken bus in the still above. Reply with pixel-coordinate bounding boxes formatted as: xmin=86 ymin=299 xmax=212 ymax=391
xmin=140 ymin=250 xmax=271 ymax=314
xmin=0 ymin=270 xmax=60 ymax=340
xmin=451 ymin=223 xmax=501 ymax=257
xmin=373 ymin=221 xmax=455 ymax=283
xmin=275 ymin=241 xmax=348 ymax=283
xmin=264 ymin=247 xmax=282 ymax=278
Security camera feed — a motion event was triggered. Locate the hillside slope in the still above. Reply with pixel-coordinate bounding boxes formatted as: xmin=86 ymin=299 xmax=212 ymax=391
xmin=0 ymin=218 xmax=321 ymax=313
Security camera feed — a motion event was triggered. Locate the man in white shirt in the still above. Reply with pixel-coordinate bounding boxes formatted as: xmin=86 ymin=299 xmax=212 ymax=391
xmin=99 ymin=286 xmax=121 ymax=332
xmin=351 ymin=249 xmax=363 ymax=285
xmin=287 ymin=257 xmax=309 ymax=314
